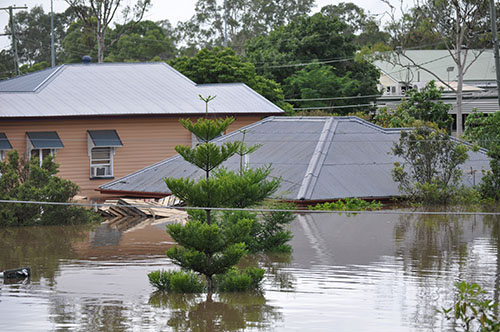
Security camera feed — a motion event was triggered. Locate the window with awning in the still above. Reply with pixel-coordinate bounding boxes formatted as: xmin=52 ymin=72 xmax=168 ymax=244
xmin=26 ymin=131 xmax=63 ymax=166
xmin=87 ymin=130 xmax=122 ymax=179
xmin=0 ymin=133 xmax=12 ymax=161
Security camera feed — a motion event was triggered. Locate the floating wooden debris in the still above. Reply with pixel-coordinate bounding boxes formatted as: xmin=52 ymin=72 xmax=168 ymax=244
xmin=98 ymin=198 xmax=187 ymax=224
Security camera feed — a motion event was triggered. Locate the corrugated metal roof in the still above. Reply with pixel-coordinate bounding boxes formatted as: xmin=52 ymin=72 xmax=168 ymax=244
xmin=99 ymin=116 xmax=491 ymax=201
xmin=0 ymin=63 xmax=283 ymax=118
xmin=0 ymin=133 xmax=12 ymax=150
xmin=0 ymin=66 xmax=62 ymax=92
xmin=377 ymin=96 xmax=500 ymax=114
xmin=374 ymin=50 xmax=497 ymax=83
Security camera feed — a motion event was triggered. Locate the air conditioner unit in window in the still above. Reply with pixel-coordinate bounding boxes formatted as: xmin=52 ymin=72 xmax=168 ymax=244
xmin=91 ymin=165 xmax=110 ymax=177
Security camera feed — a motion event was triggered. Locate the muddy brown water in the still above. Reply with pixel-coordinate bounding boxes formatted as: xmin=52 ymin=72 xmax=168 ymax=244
xmin=1 ymin=211 xmax=500 ymax=331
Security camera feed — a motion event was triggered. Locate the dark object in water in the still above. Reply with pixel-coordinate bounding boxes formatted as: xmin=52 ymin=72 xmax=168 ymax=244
xmin=0 ymin=267 xmax=31 ymax=279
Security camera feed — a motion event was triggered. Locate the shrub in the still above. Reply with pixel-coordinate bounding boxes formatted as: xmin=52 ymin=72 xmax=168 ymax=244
xmin=148 ymin=270 xmax=205 ymax=293
xmin=0 ymin=150 xmax=101 ymax=226
xmin=391 ymin=124 xmax=469 ymax=205
xmin=309 ymin=198 xmax=382 ymax=211
xmin=215 ymin=267 xmax=265 ymax=292
xmin=442 ymin=281 xmax=500 ymax=332
xmin=220 ymin=201 xmax=295 ymax=253
xmin=479 ymin=144 xmax=500 ymax=201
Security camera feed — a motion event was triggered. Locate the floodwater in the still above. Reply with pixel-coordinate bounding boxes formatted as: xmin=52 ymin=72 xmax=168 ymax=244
xmin=1 ymin=211 xmax=499 ymax=331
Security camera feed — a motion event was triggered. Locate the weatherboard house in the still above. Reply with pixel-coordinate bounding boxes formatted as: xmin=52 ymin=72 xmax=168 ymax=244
xmin=99 ymin=116 xmax=491 ymax=202
xmin=0 ymin=62 xmax=283 ymax=199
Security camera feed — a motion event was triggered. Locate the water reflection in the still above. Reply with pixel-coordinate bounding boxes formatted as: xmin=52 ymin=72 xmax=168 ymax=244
xmin=149 ymin=292 xmax=282 ymax=331
xmin=394 ymin=212 xmax=470 ymax=274
xmin=0 ymin=212 xmax=499 ymax=331
xmin=243 ymin=253 xmax=295 ymax=291
xmin=0 ymin=224 xmax=90 ymax=281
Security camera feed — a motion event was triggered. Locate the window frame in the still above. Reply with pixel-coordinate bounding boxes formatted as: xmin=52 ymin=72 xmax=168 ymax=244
xmin=89 ymin=146 xmax=115 ymax=179
xmin=29 ymin=148 xmax=56 ymax=167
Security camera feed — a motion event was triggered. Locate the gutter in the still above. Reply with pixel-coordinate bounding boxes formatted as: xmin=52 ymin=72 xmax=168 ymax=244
xmin=96 ymin=188 xmax=169 ymax=199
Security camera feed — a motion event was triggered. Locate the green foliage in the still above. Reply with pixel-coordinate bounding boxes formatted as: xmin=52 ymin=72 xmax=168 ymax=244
xmin=175 ymin=142 xmax=241 ymax=174
xmin=62 ymin=18 xmax=97 ymax=63
xmin=284 ymin=63 xmax=371 ymax=113
xmin=213 ymin=168 xmax=281 ymax=208
xmin=0 ymin=50 xmax=14 ymax=79
xmin=402 ymin=81 xmax=453 ymax=131
xmin=7 ymin=6 xmax=77 ymax=66
xmin=309 ymin=198 xmax=382 ymax=211
xmin=442 ymin=281 xmax=500 ymax=332
xmin=176 ymin=0 xmax=314 ymax=54
xmin=104 ymin=20 xmax=176 ymax=62
xmin=148 ymin=270 xmax=205 ymax=293
xmin=180 ymin=117 xmax=234 ymax=142
xmin=166 ymin=220 xmax=251 ymax=292
xmin=320 ymin=3 xmax=390 ymax=47
xmin=373 ymin=106 xmax=418 ymax=128
xmin=220 ymin=201 xmax=295 ymax=253
xmin=373 ymin=81 xmax=452 ymax=131
xmin=464 ymin=111 xmax=500 ymax=150
xmin=385 ymin=6 xmax=445 ymax=49
xmin=392 ymin=124 xmax=469 ymax=205
xmin=479 ymin=145 xmax=500 ymax=201
xmin=464 ymin=111 xmax=500 ymax=200
xmin=0 ymin=150 xmax=101 ymax=226
xmin=19 ymin=62 xmax=50 ymax=75
xmin=256 ymin=202 xmax=295 ymax=253
xmin=170 ymin=47 xmax=287 ymax=107
xmin=244 ymin=12 xmax=381 ymax=113
xmin=214 ymin=267 xmax=265 ymax=292
xmin=163 ymin=116 xmax=290 ymax=294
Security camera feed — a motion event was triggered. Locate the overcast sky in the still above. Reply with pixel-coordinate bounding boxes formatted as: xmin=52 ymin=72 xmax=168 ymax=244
xmin=0 ymin=0 xmax=404 ymax=51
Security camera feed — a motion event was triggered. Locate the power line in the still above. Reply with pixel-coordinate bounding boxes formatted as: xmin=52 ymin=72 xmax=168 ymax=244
xmin=285 ymin=94 xmax=381 ymax=102
xmin=293 ymin=103 xmax=375 ymax=110
xmin=1 ymin=198 xmax=500 ymax=216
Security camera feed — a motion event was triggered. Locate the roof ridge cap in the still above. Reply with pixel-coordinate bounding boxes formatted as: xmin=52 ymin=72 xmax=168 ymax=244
xmin=296 ymin=117 xmax=337 ymax=200
xmin=33 ymin=65 xmax=66 ymax=92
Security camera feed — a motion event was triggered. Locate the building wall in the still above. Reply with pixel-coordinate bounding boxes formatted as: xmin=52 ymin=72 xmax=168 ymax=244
xmin=1 ymin=115 xmax=263 ymax=200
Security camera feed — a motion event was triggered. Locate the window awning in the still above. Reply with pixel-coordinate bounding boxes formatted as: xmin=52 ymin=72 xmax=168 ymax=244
xmin=0 ymin=133 xmax=12 ymax=150
xmin=88 ymin=130 xmax=123 ymax=147
xmin=26 ymin=131 xmax=64 ymax=149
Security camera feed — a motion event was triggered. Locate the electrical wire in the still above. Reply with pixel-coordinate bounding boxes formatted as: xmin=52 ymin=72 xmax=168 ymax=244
xmin=292 ymin=103 xmax=375 ymax=111
xmin=0 ymin=199 xmax=500 ymax=216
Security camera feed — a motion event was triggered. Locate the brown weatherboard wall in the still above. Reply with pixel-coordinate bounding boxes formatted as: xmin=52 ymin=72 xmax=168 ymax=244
xmin=1 ymin=115 xmax=264 ymax=200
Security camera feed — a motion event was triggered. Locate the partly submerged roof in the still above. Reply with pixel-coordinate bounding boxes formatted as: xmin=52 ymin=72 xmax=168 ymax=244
xmin=0 ymin=62 xmax=283 ymax=118
xmin=99 ymin=116 xmax=490 ymax=201
xmin=374 ymin=50 xmax=497 ymax=84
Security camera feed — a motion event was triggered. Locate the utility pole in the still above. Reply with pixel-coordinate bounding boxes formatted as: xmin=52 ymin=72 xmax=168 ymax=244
xmin=50 ymin=0 xmax=55 ymax=67
xmin=223 ymin=0 xmax=228 ymax=47
xmin=0 ymin=5 xmax=28 ymax=76
xmin=490 ymin=0 xmax=500 ymax=108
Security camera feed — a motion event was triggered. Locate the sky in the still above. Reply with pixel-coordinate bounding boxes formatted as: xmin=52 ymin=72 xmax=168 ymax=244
xmin=0 ymin=0 xmax=404 ymax=51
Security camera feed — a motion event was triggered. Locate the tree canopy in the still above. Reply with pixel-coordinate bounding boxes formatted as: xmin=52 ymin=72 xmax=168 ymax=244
xmin=170 ymin=47 xmax=286 ymax=107
xmin=176 ymin=0 xmax=314 ymax=55
xmin=65 ymin=0 xmax=152 ymax=62
xmin=5 ymin=6 xmax=78 ymax=66
xmin=245 ymin=11 xmax=380 ymax=113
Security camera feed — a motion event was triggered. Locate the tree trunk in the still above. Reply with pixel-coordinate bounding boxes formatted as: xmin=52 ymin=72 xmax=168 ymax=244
xmin=97 ymin=30 xmax=105 ymax=63
xmin=206 ymin=275 xmax=213 ymax=300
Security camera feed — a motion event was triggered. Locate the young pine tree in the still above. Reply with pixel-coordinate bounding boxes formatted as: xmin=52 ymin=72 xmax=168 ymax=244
xmin=163 ymin=113 xmax=280 ymax=295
